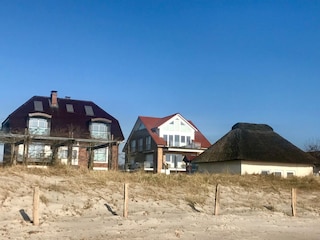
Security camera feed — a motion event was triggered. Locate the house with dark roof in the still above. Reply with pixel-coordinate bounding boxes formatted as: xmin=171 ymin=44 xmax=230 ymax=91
xmin=0 ymin=91 xmax=124 ymax=170
xmin=123 ymin=113 xmax=211 ymax=173
xmin=193 ymin=123 xmax=316 ymax=177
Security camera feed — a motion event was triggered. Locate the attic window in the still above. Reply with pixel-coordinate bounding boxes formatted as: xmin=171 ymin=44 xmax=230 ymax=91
xmin=34 ymin=101 xmax=43 ymax=111
xmin=84 ymin=105 xmax=94 ymax=116
xmin=66 ymin=104 xmax=74 ymax=113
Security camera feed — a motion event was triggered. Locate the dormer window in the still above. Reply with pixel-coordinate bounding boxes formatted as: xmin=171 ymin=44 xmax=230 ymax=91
xmin=29 ymin=117 xmax=50 ymax=135
xmin=90 ymin=122 xmax=111 ymax=139
xmin=28 ymin=113 xmax=51 ymax=136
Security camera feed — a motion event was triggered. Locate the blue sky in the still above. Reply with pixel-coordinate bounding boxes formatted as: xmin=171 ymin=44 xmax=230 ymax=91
xmin=0 ymin=0 xmax=319 ymax=150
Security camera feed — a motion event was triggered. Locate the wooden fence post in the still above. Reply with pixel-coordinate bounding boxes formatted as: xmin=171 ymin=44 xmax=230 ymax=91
xmin=214 ymin=184 xmax=221 ymax=216
xmin=33 ymin=186 xmax=40 ymax=226
xmin=291 ymin=188 xmax=297 ymax=217
xmin=123 ymin=183 xmax=129 ymax=218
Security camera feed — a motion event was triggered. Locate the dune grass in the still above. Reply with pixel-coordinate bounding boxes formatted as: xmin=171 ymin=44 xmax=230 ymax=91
xmin=1 ymin=165 xmax=320 ymax=206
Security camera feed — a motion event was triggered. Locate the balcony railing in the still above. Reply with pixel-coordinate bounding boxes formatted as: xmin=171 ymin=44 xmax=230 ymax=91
xmin=165 ymin=141 xmax=201 ymax=149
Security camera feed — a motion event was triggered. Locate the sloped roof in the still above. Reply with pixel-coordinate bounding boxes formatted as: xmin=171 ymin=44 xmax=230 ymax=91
xmin=139 ymin=113 xmax=211 ymax=148
xmin=2 ymin=93 xmax=124 ymax=141
xmin=194 ymin=122 xmax=316 ymax=165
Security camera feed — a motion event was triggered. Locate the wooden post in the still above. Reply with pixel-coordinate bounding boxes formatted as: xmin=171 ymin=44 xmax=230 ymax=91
xmin=67 ymin=141 xmax=73 ymax=165
xmin=23 ymin=128 xmax=29 ymax=165
xmin=10 ymin=143 xmax=15 ymax=165
xmin=291 ymin=188 xmax=297 ymax=217
xmin=214 ymin=184 xmax=221 ymax=216
xmin=33 ymin=186 xmax=40 ymax=226
xmin=88 ymin=144 xmax=94 ymax=170
xmin=123 ymin=183 xmax=129 ymax=218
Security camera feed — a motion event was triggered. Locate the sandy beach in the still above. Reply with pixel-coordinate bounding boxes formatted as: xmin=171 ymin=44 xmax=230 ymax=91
xmin=1 ymin=167 xmax=320 ymax=240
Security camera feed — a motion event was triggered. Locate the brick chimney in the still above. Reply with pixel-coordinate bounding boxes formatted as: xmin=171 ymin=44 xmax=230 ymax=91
xmin=51 ymin=90 xmax=58 ymax=107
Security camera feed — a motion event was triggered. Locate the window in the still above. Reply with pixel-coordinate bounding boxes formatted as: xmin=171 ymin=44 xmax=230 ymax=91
xmin=29 ymin=118 xmax=50 ymax=135
xmin=165 ymin=154 xmax=183 ymax=168
xmin=72 ymin=150 xmax=78 ymax=159
xmin=84 ymin=105 xmax=94 ymax=116
xmin=187 ymin=136 xmax=191 ymax=145
xmin=34 ymin=101 xmax=43 ymax=111
xmin=261 ymin=170 xmax=269 ymax=175
xmin=94 ymin=148 xmax=107 ymax=162
xmin=28 ymin=144 xmax=45 ymax=159
xmin=174 ymin=135 xmax=179 ymax=147
xmin=131 ymin=140 xmax=136 ymax=152
xmin=146 ymin=136 xmax=151 ymax=150
xmin=144 ymin=154 xmax=153 ymax=168
xmin=274 ymin=172 xmax=282 ymax=177
xmin=163 ymin=135 xmax=168 ymax=144
xmin=59 ymin=149 xmax=68 ymax=159
xmin=90 ymin=122 xmax=111 ymax=139
xmin=66 ymin=104 xmax=74 ymax=113
xmin=287 ymin=172 xmax=294 ymax=177
xmin=138 ymin=138 xmax=143 ymax=151
xmin=169 ymin=135 xmax=173 ymax=146
xmin=162 ymin=134 xmax=192 ymax=147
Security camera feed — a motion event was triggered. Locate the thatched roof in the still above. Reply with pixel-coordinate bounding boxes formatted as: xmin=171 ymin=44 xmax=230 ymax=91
xmin=194 ymin=123 xmax=317 ymax=165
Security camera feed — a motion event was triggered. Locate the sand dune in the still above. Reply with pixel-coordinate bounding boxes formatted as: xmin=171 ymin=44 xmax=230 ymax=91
xmin=1 ymin=168 xmax=320 ymax=239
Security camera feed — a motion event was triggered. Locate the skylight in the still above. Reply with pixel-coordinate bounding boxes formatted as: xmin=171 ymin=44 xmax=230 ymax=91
xmin=84 ymin=105 xmax=94 ymax=116
xmin=34 ymin=101 xmax=43 ymax=111
xmin=66 ymin=104 xmax=74 ymax=113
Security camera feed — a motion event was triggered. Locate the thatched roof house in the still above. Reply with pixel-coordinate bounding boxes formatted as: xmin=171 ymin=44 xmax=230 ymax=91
xmin=193 ymin=123 xmax=317 ymax=177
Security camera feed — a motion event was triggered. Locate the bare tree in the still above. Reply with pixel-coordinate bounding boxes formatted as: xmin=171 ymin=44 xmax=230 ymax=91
xmin=305 ymin=138 xmax=320 ymax=152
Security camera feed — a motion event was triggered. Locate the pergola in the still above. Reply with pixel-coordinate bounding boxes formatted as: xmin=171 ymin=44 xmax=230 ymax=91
xmin=0 ymin=131 xmax=121 ymax=169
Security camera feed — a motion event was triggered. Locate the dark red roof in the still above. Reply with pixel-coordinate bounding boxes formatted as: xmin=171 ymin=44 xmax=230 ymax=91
xmin=2 ymin=94 xmax=124 ymax=141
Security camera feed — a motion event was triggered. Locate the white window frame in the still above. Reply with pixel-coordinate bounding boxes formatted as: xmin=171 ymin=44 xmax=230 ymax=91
xmin=29 ymin=117 xmax=50 ymax=135
xmin=28 ymin=143 xmax=46 ymax=159
xmin=94 ymin=147 xmax=108 ymax=163
xmin=90 ymin=122 xmax=111 ymax=139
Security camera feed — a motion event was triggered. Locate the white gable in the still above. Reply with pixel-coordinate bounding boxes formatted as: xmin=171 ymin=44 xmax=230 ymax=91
xmin=160 ymin=114 xmax=195 ymax=132
xmin=158 ymin=114 xmax=196 ymax=142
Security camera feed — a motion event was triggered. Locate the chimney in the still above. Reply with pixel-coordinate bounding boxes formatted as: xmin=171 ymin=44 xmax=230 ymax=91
xmin=51 ymin=90 xmax=58 ymax=107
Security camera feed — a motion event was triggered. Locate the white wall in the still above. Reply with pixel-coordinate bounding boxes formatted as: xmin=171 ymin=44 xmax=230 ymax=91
xmin=197 ymin=160 xmax=313 ymax=177
xmin=158 ymin=115 xmax=195 ymax=145
xmin=241 ymin=161 xmax=313 ymax=177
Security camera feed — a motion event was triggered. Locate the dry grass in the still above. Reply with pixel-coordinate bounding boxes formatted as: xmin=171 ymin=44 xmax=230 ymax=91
xmin=1 ymin=165 xmax=320 ymax=202
xmin=40 ymin=194 xmax=49 ymax=206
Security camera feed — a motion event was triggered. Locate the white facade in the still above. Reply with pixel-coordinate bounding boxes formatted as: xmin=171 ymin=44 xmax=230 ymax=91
xmin=241 ymin=161 xmax=313 ymax=177
xmin=158 ymin=115 xmax=197 ymax=148
xmin=197 ymin=160 xmax=313 ymax=178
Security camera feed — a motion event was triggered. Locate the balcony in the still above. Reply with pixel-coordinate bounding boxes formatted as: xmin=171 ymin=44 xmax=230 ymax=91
xmin=165 ymin=141 xmax=201 ymax=149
